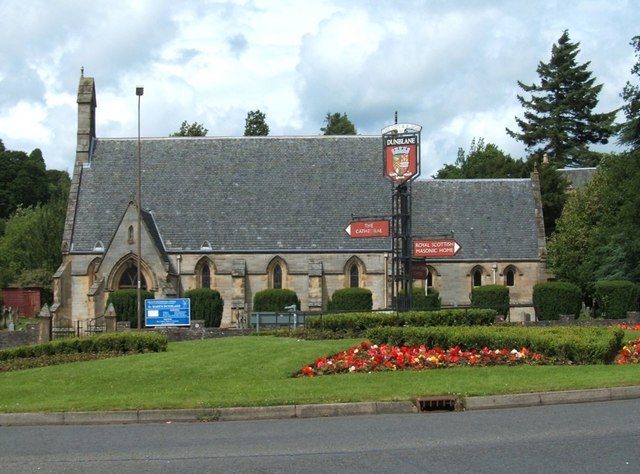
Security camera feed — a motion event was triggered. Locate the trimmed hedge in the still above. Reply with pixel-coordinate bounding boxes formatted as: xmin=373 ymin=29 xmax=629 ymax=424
xmin=366 ymin=326 xmax=624 ymax=365
xmin=305 ymin=309 xmax=497 ymax=333
xmin=184 ymin=288 xmax=224 ymax=327
xmin=533 ymin=281 xmax=582 ymax=321
xmin=594 ymin=280 xmax=639 ymax=319
xmin=0 ymin=332 xmax=169 ymax=362
xmin=106 ymin=289 xmax=155 ymax=328
xmin=253 ymin=288 xmax=299 ymax=312
xmin=399 ymin=288 xmax=442 ymax=310
xmin=327 ymin=288 xmax=373 ymax=311
xmin=471 ymin=285 xmax=509 ymax=315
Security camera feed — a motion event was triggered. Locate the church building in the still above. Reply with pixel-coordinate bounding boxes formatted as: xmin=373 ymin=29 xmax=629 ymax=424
xmin=52 ymin=76 xmax=549 ymax=326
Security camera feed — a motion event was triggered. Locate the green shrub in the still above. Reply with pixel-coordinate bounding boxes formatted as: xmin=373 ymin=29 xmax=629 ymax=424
xmin=0 ymin=332 xmax=168 ymax=362
xmin=253 ymin=288 xmax=299 ymax=312
xmin=594 ymin=280 xmax=639 ymax=319
xmin=533 ymin=281 xmax=582 ymax=321
xmin=106 ymin=289 xmax=154 ymax=328
xmin=184 ymin=288 xmax=224 ymax=327
xmin=399 ymin=288 xmax=441 ymax=310
xmin=366 ymin=326 xmax=624 ymax=364
xmin=305 ymin=308 xmax=497 ymax=333
xmin=471 ymin=285 xmax=510 ymax=315
xmin=327 ymin=288 xmax=372 ymax=311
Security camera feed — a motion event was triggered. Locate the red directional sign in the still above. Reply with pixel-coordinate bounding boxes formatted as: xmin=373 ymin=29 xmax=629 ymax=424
xmin=413 ymin=239 xmax=461 ymax=257
xmin=345 ymin=220 xmax=390 ymax=238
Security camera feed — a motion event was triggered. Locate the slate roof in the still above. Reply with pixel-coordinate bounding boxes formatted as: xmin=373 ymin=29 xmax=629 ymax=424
xmin=71 ymin=135 xmax=542 ymax=260
xmin=412 ymin=179 xmax=541 ymax=260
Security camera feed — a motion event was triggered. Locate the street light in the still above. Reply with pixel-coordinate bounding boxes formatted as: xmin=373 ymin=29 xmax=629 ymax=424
xmin=136 ymin=86 xmax=144 ymax=330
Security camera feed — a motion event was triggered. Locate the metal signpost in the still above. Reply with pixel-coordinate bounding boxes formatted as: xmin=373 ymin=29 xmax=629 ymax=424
xmin=382 ymin=122 xmax=422 ymax=311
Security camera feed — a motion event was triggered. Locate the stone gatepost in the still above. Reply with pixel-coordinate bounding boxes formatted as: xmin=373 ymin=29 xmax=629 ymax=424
xmin=308 ymin=260 xmax=324 ymax=311
xmin=104 ymin=303 xmax=117 ymax=332
xmin=37 ymin=303 xmax=52 ymax=343
xmin=231 ymin=259 xmax=247 ymax=327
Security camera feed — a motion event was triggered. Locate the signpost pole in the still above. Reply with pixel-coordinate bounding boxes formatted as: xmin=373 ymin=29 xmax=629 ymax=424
xmin=382 ymin=122 xmax=422 ymax=312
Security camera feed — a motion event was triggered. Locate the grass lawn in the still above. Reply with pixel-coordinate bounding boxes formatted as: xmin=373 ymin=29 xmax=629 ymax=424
xmin=1 ymin=334 xmax=639 ymax=413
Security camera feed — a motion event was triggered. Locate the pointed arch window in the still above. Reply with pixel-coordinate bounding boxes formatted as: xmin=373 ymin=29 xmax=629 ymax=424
xmin=473 ymin=268 xmax=483 ymax=287
xmin=426 ymin=269 xmax=433 ymax=289
xmin=201 ymin=264 xmax=211 ymax=289
xmin=505 ymin=268 xmax=516 ymax=287
xmin=118 ymin=261 xmax=147 ymax=289
xmin=349 ymin=263 xmax=360 ymax=288
xmin=273 ymin=264 xmax=282 ymax=289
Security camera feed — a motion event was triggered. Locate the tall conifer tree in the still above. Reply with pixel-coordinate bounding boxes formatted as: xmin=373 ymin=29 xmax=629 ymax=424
xmin=507 ymin=31 xmax=616 ymax=167
xmin=619 ymin=36 xmax=640 ymax=149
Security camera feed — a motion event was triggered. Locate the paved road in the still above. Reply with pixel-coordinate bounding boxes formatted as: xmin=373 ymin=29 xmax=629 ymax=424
xmin=2 ymin=399 xmax=639 ymax=473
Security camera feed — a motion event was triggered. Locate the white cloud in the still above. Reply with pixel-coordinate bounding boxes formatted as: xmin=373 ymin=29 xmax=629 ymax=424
xmin=0 ymin=0 xmax=637 ymax=175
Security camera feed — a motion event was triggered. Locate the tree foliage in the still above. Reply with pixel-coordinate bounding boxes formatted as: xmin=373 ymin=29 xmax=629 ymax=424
xmin=244 ymin=109 xmax=270 ymax=136
xmin=0 ymin=199 xmax=67 ymax=289
xmin=170 ymin=120 xmax=208 ymax=137
xmin=434 ymin=138 xmax=527 ymax=179
xmin=507 ymin=30 xmax=617 ymax=168
xmin=0 ymin=141 xmax=69 ymax=290
xmin=0 ymin=147 xmax=50 ymax=221
xmin=321 ymin=112 xmax=357 ymax=135
xmin=547 ymin=149 xmax=640 ymax=302
xmin=530 ymin=159 xmax=569 ymax=236
xmin=619 ymin=35 xmax=640 ymax=149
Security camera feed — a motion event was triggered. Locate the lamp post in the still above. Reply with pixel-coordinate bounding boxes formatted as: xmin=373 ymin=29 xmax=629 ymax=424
xmin=136 ymin=86 xmax=144 ymax=330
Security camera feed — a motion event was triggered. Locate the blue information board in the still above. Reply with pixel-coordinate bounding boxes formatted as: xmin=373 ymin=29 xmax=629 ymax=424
xmin=145 ymin=298 xmax=191 ymax=327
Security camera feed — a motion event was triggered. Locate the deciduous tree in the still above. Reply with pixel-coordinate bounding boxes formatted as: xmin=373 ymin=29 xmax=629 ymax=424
xmin=434 ymin=138 xmax=527 ymax=179
xmin=321 ymin=112 xmax=357 ymax=135
xmin=170 ymin=120 xmax=208 ymax=137
xmin=244 ymin=110 xmax=270 ymax=136
xmin=547 ymin=150 xmax=640 ymax=301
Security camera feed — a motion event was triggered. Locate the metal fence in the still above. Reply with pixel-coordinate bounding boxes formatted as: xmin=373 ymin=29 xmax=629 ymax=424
xmin=52 ymin=317 xmax=106 ymax=339
xmin=250 ymin=312 xmax=306 ymax=332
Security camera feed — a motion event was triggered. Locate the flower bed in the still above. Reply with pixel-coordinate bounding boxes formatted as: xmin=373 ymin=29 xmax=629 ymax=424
xmin=618 ymin=324 xmax=640 ymax=331
xmin=298 ymin=341 xmax=550 ymax=377
xmin=615 ymin=339 xmax=640 ymax=364
xmin=298 ymin=339 xmax=640 ymax=377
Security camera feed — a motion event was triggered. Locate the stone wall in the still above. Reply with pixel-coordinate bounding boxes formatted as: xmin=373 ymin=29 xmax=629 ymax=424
xmin=0 ymin=324 xmax=39 ymax=349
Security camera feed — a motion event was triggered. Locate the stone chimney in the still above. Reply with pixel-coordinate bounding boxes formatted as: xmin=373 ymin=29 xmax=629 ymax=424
xmin=62 ymin=71 xmax=97 ymax=254
xmin=76 ymin=70 xmax=96 ymax=165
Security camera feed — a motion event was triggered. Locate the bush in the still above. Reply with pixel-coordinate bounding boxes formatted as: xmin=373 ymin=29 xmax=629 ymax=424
xmin=594 ymin=280 xmax=639 ymax=319
xmin=399 ymin=288 xmax=441 ymax=310
xmin=471 ymin=285 xmax=509 ymax=315
xmin=184 ymin=288 xmax=224 ymax=327
xmin=305 ymin=308 xmax=497 ymax=333
xmin=366 ymin=326 xmax=624 ymax=364
xmin=0 ymin=332 xmax=168 ymax=362
xmin=327 ymin=288 xmax=372 ymax=311
xmin=253 ymin=288 xmax=299 ymax=312
xmin=106 ymin=289 xmax=154 ymax=328
xmin=533 ymin=281 xmax=582 ymax=321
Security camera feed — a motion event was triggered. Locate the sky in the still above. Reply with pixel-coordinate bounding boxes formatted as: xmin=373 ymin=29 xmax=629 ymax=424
xmin=0 ymin=0 xmax=638 ymax=178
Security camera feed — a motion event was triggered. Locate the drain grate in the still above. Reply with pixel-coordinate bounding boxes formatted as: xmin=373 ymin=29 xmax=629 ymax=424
xmin=415 ymin=396 xmax=458 ymax=412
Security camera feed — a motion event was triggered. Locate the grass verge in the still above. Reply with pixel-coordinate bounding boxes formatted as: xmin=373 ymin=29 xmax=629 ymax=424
xmin=0 ymin=335 xmax=639 ymax=413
